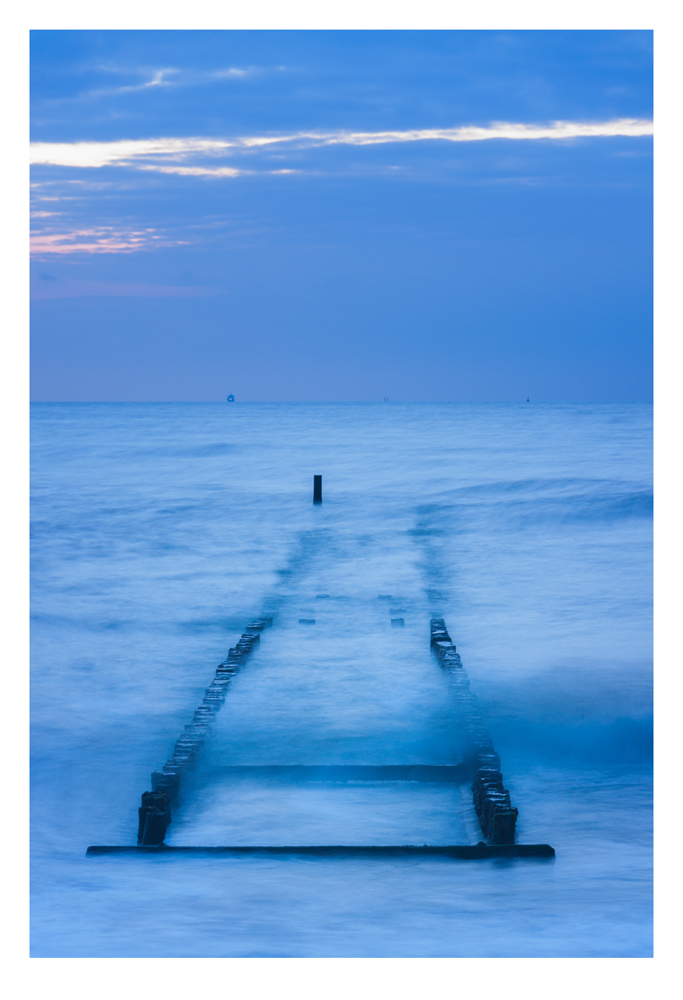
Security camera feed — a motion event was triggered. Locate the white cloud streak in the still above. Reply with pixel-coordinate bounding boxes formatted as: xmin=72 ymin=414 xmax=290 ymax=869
xmin=30 ymin=118 xmax=653 ymax=170
xmin=211 ymin=68 xmax=252 ymax=79
xmin=137 ymin=165 xmax=299 ymax=178
xmin=50 ymin=64 xmax=277 ymax=103
xmin=115 ymin=68 xmax=177 ymax=91
xmin=31 ymin=137 xmax=229 ymax=168
xmin=138 ymin=164 xmax=243 ymax=177
xmin=85 ymin=69 xmax=178 ymax=99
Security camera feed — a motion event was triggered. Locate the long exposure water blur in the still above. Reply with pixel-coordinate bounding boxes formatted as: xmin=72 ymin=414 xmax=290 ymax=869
xmin=30 ymin=402 xmax=652 ymax=956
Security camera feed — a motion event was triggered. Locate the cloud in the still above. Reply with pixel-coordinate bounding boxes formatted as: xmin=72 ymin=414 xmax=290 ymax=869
xmin=211 ymin=68 xmax=251 ymax=79
xmin=109 ymin=68 xmax=177 ymax=93
xmin=30 ymin=118 xmax=653 ymax=171
xmin=210 ymin=66 xmax=285 ymax=79
xmin=136 ymin=165 xmax=299 ymax=178
xmin=310 ymin=119 xmax=654 ymax=146
xmin=30 ymin=226 xmax=187 ymax=256
xmin=31 ymin=279 xmax=222 ymax=299
xmin=138 ymin=164 xmax=242 ymax=177
xmin=30 ymin=137 xmax=231 ymax=169
xmin=51 ymin=64 xmax=274 ymax=103
xmin=77 ymin=68 xmax=179 ymax=100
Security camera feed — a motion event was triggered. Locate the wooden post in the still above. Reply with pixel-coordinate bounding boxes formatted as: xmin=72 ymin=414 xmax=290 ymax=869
xmin=138 ymin=791 xmax=172 ymax=845
xmin=313 ymin=475 xmax=322 ymax=504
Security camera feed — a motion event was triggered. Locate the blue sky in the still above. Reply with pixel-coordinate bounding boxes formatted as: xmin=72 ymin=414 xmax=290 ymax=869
xmin=30 ymin=30 xmax=653 ymax=402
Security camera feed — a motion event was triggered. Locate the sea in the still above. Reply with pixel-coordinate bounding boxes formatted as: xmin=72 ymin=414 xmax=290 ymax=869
xmin=30 ymin=402 xmax=652 ymax=957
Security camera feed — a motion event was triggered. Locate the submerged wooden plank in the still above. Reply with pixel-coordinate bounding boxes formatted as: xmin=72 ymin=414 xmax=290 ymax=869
xmin=210 ymin=765 xmax=470 ymax=782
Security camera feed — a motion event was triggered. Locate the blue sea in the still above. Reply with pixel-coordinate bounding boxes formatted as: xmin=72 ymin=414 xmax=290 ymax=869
xmin=30 ymin=402 xmax=652 ymax=957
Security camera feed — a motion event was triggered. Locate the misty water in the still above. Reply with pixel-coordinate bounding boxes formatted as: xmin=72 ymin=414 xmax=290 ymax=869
xmin=30 ymin=402 xmax=652 ymax=957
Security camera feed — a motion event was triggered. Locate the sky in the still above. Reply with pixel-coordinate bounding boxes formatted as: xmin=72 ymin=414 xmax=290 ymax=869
xmin=30 ymin=30 xmax=653 ymax=402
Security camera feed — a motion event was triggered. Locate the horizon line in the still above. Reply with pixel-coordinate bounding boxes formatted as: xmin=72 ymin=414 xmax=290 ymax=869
xmin=29 ymin=399 xmax=653 ymax=405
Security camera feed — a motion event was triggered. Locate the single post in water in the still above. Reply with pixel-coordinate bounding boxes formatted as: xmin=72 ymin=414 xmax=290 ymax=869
xmin=313 ymin=475 xmax=322 ymax=504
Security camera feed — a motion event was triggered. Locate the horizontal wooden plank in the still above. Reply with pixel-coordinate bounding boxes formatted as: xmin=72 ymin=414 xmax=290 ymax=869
xmin=87 ymin=844 xmax=555 ymax=859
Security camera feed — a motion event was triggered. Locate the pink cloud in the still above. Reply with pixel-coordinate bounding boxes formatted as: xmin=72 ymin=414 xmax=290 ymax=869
xmin=30 ymin=227 xmax=187 ymax=256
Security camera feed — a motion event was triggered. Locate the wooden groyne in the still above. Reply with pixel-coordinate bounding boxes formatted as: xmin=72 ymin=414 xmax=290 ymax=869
xmin=88 ymin=606 xmax=552 ymax=858
xmin=430 ymin=617 xmax=519 ymax=846
xmin=137 ymin=615 xmax=273 ymax=846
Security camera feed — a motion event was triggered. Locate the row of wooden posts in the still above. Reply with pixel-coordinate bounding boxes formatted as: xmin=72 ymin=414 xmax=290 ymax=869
xmin=430 ymin=617 xmax=518 ymax=845
xmin=137 ymin=616 xmax=273 ymax=846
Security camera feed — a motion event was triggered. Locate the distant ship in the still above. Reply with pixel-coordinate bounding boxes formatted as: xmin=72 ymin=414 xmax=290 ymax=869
xmin=227 ymin=394 xmax=235 ymax=402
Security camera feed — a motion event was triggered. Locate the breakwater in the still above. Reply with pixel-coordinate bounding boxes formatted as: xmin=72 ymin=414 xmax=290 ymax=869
xmin=125 ymin=612 xmax=529 ymax=852
xmin=137 ymin=615 xmax=273 ymax=846
xmin=430 ymin=617 xmax=519 ymax=845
